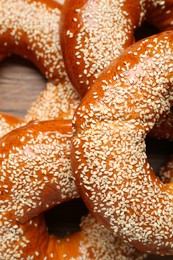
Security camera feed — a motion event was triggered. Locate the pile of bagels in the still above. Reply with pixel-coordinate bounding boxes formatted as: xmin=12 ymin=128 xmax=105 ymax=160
xmin=0 ymin=0 xmax=173 ymax=259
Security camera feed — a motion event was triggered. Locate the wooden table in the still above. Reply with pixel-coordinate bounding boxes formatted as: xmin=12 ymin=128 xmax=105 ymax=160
xmin=0 ymin=55 xmax=173 ymax=259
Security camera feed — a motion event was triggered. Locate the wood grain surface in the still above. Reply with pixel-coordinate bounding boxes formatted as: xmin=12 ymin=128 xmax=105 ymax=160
xmin=0 ymin=55 xmax=173 ymax=259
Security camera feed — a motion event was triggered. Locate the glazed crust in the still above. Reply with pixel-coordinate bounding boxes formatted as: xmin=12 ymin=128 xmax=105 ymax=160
xmin=60 ymin=0 xmax=173 ymax=139
xmin=60 ymin=0 xmax=142 ymax=97
xmin=60 ymin=0 xmax=173 ymax=95
xmin=0 ymin=0 xmax=80 ymax=121
xmin=0 ymin=120 xmax=78 ymax=222
xmin=1 ymin=117 xmax=172 ymax=259
xmin=0 ymin=118 xmax=147 ymax=260
xmin=0 ymin=0 xmax=65 ymax=83
xmin=72 ymin=31 xmax=173 ymax=255
xmin=0 ymin=112 xmax=23 ymax=137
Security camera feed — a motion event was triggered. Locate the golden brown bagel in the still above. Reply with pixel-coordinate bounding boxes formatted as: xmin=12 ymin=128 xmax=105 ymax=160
xmin=60 ymin=0 xmax=173 ymax=96
xmin=0 ymin=0 xmax=80 ymax=112
xmin=0 ymin=84 xmax=146 ymax=259
xmin=0 ymin=0 xmax=80 ymax=151
xmin=0 ymin=120 xmax=78 ymax=223
xmin=0 ymin=0 xmax=80 ymax=133
xmin=60 ymin=0 xmax=173 ymax=139
xmin=0 ymin=119 xmax=148 ymax=260
xmin=1 ymin=116 xmax=171 ymax=259
xmin=0 ymin=0 xmax=64 ymax=83
xmin=71 ymin=31 xmax=173 ymax=255
xmin=1 ymin=209 xmax=147 ymax=259
xmin=60 ymin=0 xmax=143 ymax=97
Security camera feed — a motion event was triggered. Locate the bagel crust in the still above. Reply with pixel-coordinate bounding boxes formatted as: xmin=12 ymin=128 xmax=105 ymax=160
xmin=72 ymin=31 xmax=173 ymax=255
xmin=61 ymin=0 xmax=173 ymax=96
xmin=61 ymin=0 xmax=173 ymax=140
xmin=0 ymin=0 xmax=65 ymax=82
xmin=0 ymin=0 xmax=80 ymax=121
xmin=60 ymin=0 xmax=143 ymax=97
xmin=0 ymin=120 xmax=147 ymax=260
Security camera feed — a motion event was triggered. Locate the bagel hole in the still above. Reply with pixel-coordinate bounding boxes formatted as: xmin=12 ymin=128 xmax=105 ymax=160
xmin=45 ymin=198 xmax=88 ymax=237
xmin=0 ymin=54 xmax=46 ymax=118
xmin=134 ymin=21 xmax=159 ymax=42
xmin=146 ymin=136 xmax=173 ymax=176
xmin=44 ymin=138 xmax=173 ymax=239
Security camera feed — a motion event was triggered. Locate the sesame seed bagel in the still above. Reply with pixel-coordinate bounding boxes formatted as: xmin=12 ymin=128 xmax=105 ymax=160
xmin=0 ymin=0 xmax=81 ymax=104
xmin=0 ymin=121 xmax=148 ymax=260
xmin=60 ymin=0 xmax=173 ymax=140
xmin=60 ymin=0 xmax=143 ymax=97
xmin=0 ymin=82 xmax=146 ymax=259
xmin=0 ymin=119 xmax=79 ymax=224
xmin=0 ymin=0 xmax=80 ymax=121
xmin=60 ymin=0 xmax=173 ymax=96
xmin=1 ymin=120 xmax=171 ymax=260
xmin=0 ymin=0 xmax=64 ymax=82
xmin=71 ymin=31 xmax=173 ymax=254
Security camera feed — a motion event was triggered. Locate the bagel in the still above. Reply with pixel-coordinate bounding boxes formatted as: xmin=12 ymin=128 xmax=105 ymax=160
xmin=60 ymin=0 xmax=142 ymax=97
xmin=0 ymin=0 xmax=64 ymax=83
xmin=71 ymin=31 xmax=173 ymax=254
xmin=0 ymin=120 xmax=78 ymax=223
xmin=0 ymin=0 xmax=80 ymax=116
xmin=60 ymin=0 xmax=173 ymax=139
xmin=0 ymin=119 xmax=148 ymax=260
xmin=60 ymin=0 xmax=173 ymax=96
xmin=0 ymin=73 xmax=146 ymax=259
xmin=1 ymin=116 xmax=171 ymax=259
xmin=2 ymin=211 xmax=145 ymax=260
xmin=0 ymin=0 xmax=81 ymax=135
xmin=1 ymin=96 xmax=171 ymax=258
